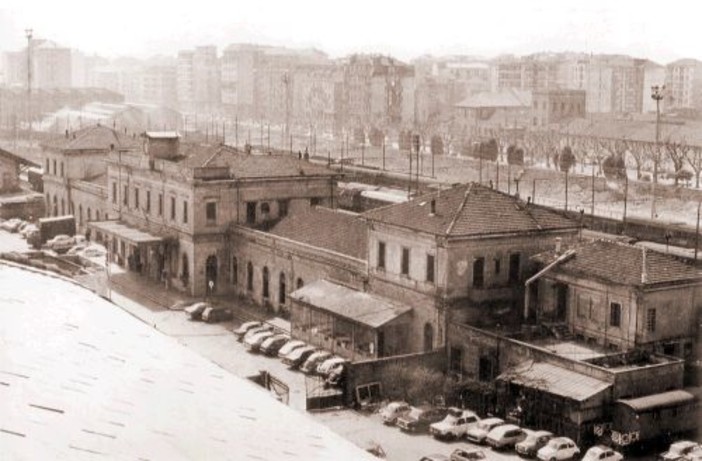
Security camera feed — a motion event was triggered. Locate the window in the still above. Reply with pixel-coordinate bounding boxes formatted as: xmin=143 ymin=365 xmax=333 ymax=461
xmin=494 ymin=257 xmax=501 ymax=275
xmin=183 ymin=201 xmax=188 ymax=224
xmin=60 ymin=162 xmax=64 ymax=177
xmin=87 ymin=207 xmax=91 ymax=221
xmin=112 ymin=182 xmax=117 ymax=204
xmin=246 ymin=202 xmax=256 ymax=224
xmin=278 ymin=200 xmax=289 ymax=218
xmin=170 ymin=196 xmax=176 ymax=220
xmin=400 ymin=247 xmax=410 ymax=276
xmin=449 ymin=346 xmax=463 ymax=375
xmin=426 ymin=254 xmax=435 ymax=283
xmin=158 ymin=193 xmax=163 ymax=216
xmin=473 ymin=257 xmax=485 ymax=288
xmin=206 ymin=202 xmax=217 ymax=223
xmin=123 ymin=185 xmax=128 ymax=206
xmin=262 ymin=266 xmax=270 ymax=299
xmin=53 ymin=159 xmax=57 ymax=175
xmin=45 ymin=158 xmax=49 ymax=173
xmin=610 ymin=302 xmax=621 ymax=327
xmin=278 ymin=272 xmax=286 ymax=305
xmin=647 ymin=308 xmax=656 ymax=333
xmin=377 ymin=241 xmax=386 ymax=269
xmin=146 ymin=191 xmax=151 ymax=213
xmin=247 ymin=262 xmax=254 ymax=291
xmin=508 ymin=253 xmax=520 ymax=283
xmin=134 ymin=187 xmax=140 ymax=209
xmin=260 ymin=202 xmax=270 ymax=216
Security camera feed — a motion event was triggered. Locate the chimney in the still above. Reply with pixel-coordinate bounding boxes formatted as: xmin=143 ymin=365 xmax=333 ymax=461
xmin=641 ymin=247 xmax=648 ymax=284
xmin=555 ymin=237 xmax=562 ymax=253
xmin=430 ymin=199 xmax=436 ymax=215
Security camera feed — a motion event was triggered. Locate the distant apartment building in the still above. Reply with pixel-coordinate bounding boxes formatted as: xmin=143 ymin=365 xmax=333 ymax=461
xmin=292 ymin=64 xmax=343 ymax=135
xmin=177 ymin=46 xmax=221 ymax=113
xmin=221 ymin=44 xmax=259 ymax=117
xmin=531 ymin=89 xmax=586 ymax=127
xmin=137 ymin=65 xmax=177 ymax=108
xmin=493 ymin=55 xmax=560 ymax=92
xmin=3 ymin=39 xmax=72 ymax=89
xmin=586 ymin=55 xmax=646 ymax=114
xmin=665 ymin=59 xmax=702 ymax=116
xmin=454 ymin=89 xmax=533 ymax=139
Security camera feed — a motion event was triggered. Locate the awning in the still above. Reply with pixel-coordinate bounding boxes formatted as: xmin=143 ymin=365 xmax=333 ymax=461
xmin=88 ymin=220 xmax=162 ymax=245
xmin=498 ymin=360 xmax=611 ymax=402
xmin=290 ymin=280 xmax=412 ymax=329
xmin=616 ymin=389 xmax=696 ymax=412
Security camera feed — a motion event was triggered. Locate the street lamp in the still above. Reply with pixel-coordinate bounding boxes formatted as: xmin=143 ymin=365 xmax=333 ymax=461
xmin=651 ymin=84 xmax=665 ymax=219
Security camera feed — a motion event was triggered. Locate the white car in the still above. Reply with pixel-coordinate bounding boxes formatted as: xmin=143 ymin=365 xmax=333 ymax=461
xmin=537 ymin=437 xmax=580 ymax=461
xmin=660 ymin=441 xmax=701 ymax=461
xmin=244 ymin=330 xmax=275 ymax=351
xmin=486 ymin=423 xmax=527 ymax=450
xmin=232 ymin=321 xmax=262 ymax=340
xmin=429 ymin=407 xmax=480 ymax=440
xmin=277 ymin=339 xmax=306 ymax=358
xmin=465 ymin=417 xmax=505 ymax=444
xmin=316 ymin=357 xmax=347 ymax=376
xmin=380 ymin=401 xmax=411 ymax=425
xmin=45 ymin=234 xmax=76 ymax=253
xmin=582 ymin=445 xmax=623 ymax=461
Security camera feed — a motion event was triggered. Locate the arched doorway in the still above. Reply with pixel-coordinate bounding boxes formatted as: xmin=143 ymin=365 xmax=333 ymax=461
xmin=206 ymin=255 xmax=218 ymax=293
xmin=247 ymin=262 xmax=254 ymax=291
xmin=181 ymin=253 xmax=189 ymax=286
xmin=278 ymin=272 xmax=286 ymax=305
xmin=231 ymin=256 xmax=238 ymax=285
xmin=262 ymin=266 xmax=270 ymax=299
xmin=424 ymin=323 xmax=434 ymax=352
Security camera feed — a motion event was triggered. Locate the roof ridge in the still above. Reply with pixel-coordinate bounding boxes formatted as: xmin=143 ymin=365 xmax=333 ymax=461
xmin=446 ymin=183 xmax=473 ymax=236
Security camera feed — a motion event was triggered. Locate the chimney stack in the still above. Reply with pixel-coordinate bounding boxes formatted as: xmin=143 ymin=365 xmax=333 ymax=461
xmin=555 ymin=237 xmax=562 ymax=253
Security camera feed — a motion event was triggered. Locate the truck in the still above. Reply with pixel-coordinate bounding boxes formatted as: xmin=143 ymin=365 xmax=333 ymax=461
xmin=28 ymin=215 xmax=76 ymax=249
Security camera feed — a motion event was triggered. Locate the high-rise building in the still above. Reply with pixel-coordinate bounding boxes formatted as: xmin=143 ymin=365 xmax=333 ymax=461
xmin=585 ymin=55 xmax=646 ymax=114
xmin=665 ymin=59 xmax=702 ymax=115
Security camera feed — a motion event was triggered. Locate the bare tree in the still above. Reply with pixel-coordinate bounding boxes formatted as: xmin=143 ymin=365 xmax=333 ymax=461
xmin=685 ymin=146 xmax=702 ymax=188
xmin=641 ymin=141 xmax=664 ymax=185
xmin=627 ymin=141 xmax=647 ymax=180
xmin=664 ymin=138 xmax=690 ymax=186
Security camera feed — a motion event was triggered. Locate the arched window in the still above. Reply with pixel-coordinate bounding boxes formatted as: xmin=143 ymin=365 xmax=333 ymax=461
xmin=78 ymin=205 xmax=83 ymax=225
xmin=262 ymin=266 xmax=270 ymax=299
xmin=260 ymin=202 xmax=270 ymax=215
xmin=52 ymin=196 xmax=57 ymax=216
xmin=247 ymin=262 xmax=254 ymax=291
xmin=279 ymin=272 xmax=286 ymax=305
xmin=231 ymin=256 xmax=238 ymax=285
xmin=96 ymin=210 xmax=100 ymax=221
xmin=61 ymin=198 xmax=65 ymax=215
xmin=296 ymin=278 xmax=304 ymax=290
xmin=87 ymin=207 xmax=92 ymax=221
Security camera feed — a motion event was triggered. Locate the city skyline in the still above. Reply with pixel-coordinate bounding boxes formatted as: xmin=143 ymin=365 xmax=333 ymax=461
xmin=1 ymin=0 xmax=701 ymax=64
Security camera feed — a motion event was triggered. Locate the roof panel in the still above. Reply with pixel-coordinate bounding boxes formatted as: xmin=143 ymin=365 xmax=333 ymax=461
xmin=616 ymin=390 xmax=696 ymax=412
xmin=290 ymin=280 xmax=412 ymax=328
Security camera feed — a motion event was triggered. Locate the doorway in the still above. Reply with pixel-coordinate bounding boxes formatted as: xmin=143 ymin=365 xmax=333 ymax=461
xmin=206 ymin=255 xmax=218 ymax=293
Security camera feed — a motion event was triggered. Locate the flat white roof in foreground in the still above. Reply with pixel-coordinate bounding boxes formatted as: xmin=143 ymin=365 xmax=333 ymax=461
xmin=0 ymin=264 xmax=374 ymax=460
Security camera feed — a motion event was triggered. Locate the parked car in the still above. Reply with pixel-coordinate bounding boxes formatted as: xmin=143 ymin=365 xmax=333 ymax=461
xmin=282 ymin=345 xmax=316 ymax=368
xmin=44 ymin=234 xmax=76 ymax=253
xmin=184 ymin=302 xmax=211 ymax=321
xmin=232 ymin=321 xmax=263 ymax=341
xmin=202 ymin=306 xmax=234 ymax=323
xmin=449 ymin=448 xmax=486 ymax=461
xmin=515 ymin=430 xmax=553 ymax=458
xmin=420 ymin=454 xmax=449 ymax=461
xmin=397 ymin=405 xmax=449 ymax=434
xmin=582 ymin=445 xmax=623 ymax=461
xmin=686 ymin=447 xmax=702 ymax=461
xmin=277 ymin=339 xmax=307 ymax=358
xmin=1 ymin=218 xmax=24 ymax=232
xmin=300 ymin=350 xmax=333 ymax=374
xmin=242 ymin=324 xmax=274 ymax=342
xmin=537 ymin=437 xmax=580 ymax=461
xmin=244 ymin=330 xmax=276 ymax=352
xmin=19 ymin=223 xmax=38 ymax=239
xmin=430 ymin=407 xmax=480 ymax=440
xmin=324 ymin=364 xmax=347 ymax=388
xmin=316 ymin=357 xmax=348 ymax=376
xmin=660 ymin=441 xmax=702 ymax=461
xmin=486 ymin=424 xmax=527 ymax=450
xmin=465 ymin=417 xmax=505 ymax=444
xmin=380 ymin=401 xmax=412 ymax=425
xmin=259 ymin=334 xmax=291 ymax=356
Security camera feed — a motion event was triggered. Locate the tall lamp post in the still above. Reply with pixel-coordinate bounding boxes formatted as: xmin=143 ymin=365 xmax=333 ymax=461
xmin=25 ymin=28 xmax=33 ymax=141
xmin=651 ymin=84 xmax=665 ymax=219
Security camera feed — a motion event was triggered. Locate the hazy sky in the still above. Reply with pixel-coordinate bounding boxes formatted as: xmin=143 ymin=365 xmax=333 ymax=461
xmin=1 ymin=0 xmax=700 ymax=64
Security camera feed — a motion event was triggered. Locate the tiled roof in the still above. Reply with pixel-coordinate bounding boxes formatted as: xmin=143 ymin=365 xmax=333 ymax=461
xmin=270 ymin=207 xmax=367 ymax=259
xmin=181 ymin=145 xmax=338 ymax=179
xmin=363 ymin=183 xmax=577 ymax=237
xmin=533 ymin=239 xmax=702 ymax=287
xmin=44 ymin=125 xmax=139 ymax=152
xmin=456 ymin=89 xmax=532 ymax=108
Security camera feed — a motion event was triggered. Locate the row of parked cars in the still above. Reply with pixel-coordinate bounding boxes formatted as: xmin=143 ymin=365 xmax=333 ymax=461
xmin=381 ymin=401 xmax=631 ymax=461
xmin=179 ymin=304 xmax=348 ymax=386
xmin=660 ymin=441 xmax=702 ymax=461
xmin=233 ymin=320 xmax=347 ymax=386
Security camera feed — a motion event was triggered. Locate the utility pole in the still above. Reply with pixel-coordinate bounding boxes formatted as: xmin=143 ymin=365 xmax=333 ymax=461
xmin=622 ymin=172 xmax=629 ymax=231
xmin=25 ymin=28 xmax=33 ymax=143
xmin=651 ymin=85 xmax=665 ymax=219
xmin=695 ymin=200 xmax=701 ymax=261
xmin=382 ymin=139 xmax=386 ymax=171
xmin=591 ymin=163 xmax=595 ymax=216
xmin=235 ymin=116 xmax=239 ymax=149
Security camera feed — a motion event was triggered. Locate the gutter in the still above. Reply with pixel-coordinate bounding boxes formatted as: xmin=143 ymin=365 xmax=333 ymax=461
xmin=523 ymin=249 xmax=576 ymax=320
